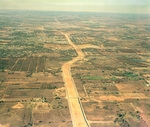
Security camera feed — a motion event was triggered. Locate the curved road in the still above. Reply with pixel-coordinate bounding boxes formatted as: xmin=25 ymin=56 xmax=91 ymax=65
xmin=62 ymin=33 xmax=90 ymax=127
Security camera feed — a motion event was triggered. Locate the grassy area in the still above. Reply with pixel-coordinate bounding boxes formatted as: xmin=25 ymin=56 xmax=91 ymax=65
xmin=122 ymin=73 xmax=138 ymax=77
xmin=129 ymin=59 xmax=147 ymax=63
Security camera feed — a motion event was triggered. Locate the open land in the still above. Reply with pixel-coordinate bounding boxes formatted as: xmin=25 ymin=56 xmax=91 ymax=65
xmin=0 ymin=10 xmax=150 ymax=127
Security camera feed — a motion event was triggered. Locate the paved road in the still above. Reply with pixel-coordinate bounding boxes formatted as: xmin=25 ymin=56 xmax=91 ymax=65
xmin=62 ymin=34 xmax=90 ymax=127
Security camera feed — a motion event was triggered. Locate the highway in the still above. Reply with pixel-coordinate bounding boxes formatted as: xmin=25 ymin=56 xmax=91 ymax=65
xmin=61 ymin=33 xmax=90 ymax=127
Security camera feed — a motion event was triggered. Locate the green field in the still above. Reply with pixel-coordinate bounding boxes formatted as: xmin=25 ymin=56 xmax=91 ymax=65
xmin=81 ymin=76 xmax=117 ymax=80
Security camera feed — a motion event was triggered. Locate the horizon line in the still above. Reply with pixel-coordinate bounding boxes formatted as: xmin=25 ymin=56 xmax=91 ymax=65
xmin=0 ymin=9 xmax=150 ymax=15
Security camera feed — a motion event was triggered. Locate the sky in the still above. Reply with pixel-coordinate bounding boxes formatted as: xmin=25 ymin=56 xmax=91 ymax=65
xmin=0 ymin=0 xmax=150 ymax=14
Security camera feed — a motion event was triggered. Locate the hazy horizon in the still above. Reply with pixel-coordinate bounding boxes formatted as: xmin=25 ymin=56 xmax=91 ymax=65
xmin=0 ymin=0 xmax=150 ymax=14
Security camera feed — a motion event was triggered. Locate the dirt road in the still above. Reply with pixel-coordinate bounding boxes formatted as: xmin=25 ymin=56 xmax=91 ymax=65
xmin=62 ymin=34 xmax=90 ymax=127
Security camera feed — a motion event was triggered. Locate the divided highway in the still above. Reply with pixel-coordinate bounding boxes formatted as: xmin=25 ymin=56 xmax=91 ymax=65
xmin=62 ymin=33 xmax=90 ymax=127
